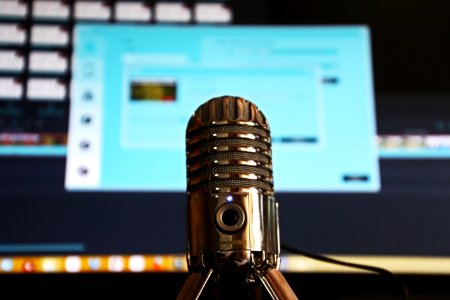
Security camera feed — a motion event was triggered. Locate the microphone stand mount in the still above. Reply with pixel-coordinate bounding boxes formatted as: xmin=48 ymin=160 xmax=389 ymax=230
xmin=176 ymin=251 xmax=298 ymax=300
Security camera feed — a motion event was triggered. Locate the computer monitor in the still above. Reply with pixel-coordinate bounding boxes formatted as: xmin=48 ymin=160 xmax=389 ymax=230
xmin=65 ymin=24 xmax=379 ymax=193
xmin=1 ymin=0 xmax=450 ymax=276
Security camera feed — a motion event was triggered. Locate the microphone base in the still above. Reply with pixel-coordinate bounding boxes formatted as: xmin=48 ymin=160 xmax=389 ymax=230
xmin=176 ymin=268 xmax=299 ymax=300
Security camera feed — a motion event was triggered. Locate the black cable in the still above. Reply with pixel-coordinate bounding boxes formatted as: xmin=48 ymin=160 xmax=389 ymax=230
xmin=281 ymin=243 xmax=410 ymax=300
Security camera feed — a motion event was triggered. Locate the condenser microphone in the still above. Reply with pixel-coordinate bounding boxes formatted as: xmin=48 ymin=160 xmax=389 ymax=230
xmin=177 ymin=96 xmax=298 ymax=300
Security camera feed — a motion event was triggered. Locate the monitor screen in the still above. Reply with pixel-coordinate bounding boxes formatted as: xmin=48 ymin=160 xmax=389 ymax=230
xmin=65 ymin=24 xmax=379 ymax=193
xmin=1 ymin=0 xmax=450 ymax=276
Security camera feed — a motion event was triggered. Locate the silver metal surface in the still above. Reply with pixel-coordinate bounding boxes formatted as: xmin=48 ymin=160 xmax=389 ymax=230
xmin=178 ymin=96 xmax=298 ymax=299
xmin=185 ymin=96 xmax=279 ymax=272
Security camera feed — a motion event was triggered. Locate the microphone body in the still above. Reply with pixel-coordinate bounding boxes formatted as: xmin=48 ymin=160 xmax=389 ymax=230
xmin=179 ymin=95 xmax=298 ymax=299
xmin=185 ymin=96 xmax=279 ymax=273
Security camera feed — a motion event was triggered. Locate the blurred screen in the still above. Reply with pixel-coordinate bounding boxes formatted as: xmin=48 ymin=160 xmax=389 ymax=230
xmin=66 ymin=24 xmax=379 ymax=192
xmin=1 ymin=0 xmax=450 ymax=276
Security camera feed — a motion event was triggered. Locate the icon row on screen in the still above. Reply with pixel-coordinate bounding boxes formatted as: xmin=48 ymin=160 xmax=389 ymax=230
xmin=0 ymin=1 xmax=232 ymax=24
xmin=0 ymin=255 xmax=188 ymax=273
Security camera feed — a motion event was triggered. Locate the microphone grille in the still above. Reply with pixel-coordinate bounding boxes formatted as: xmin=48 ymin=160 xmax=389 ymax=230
xmin=186 ymin=96 xmax=273 ymax=194
xmin=192 ymin=96 xmax=267 ymax=124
